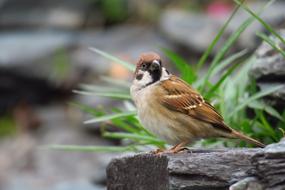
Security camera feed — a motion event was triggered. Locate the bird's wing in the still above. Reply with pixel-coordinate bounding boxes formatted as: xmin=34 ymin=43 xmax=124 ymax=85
xmin=159 ymin=75 xmax=232 ymax=133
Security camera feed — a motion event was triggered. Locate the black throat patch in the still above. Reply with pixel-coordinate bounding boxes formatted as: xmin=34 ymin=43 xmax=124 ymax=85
xmin=145 ymin=68 xmax=162 ymax=86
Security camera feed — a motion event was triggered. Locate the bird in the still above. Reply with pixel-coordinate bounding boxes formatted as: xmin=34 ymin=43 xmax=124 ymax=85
xmin=130 ymin=52 xmax=265 ymax=153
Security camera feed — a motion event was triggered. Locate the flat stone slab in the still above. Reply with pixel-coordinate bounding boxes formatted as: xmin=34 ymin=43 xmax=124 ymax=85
xmin=107 ymin=140 xmax=285 ymax=190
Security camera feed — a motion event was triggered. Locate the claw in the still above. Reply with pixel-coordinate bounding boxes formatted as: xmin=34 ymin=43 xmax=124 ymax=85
xmin=150 ymin=148 xmax=165 ymax=155
xmin=151 ymin=142 xmax=189 ymax=155
xmin=169 ymin=146 xmax=188 ymax=153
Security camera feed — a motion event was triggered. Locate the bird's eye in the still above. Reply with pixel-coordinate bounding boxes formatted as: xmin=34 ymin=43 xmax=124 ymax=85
xmin=141 ymin=63 xmax=147 ymax=69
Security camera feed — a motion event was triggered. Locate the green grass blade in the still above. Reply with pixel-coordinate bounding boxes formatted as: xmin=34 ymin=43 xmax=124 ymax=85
xmin=248 ymin=101 xmax=285 ymax=122
xmin=205 ymin=62 xmax=241 ymax=99
xmin=201 ymin=1 xmax=274 ymax=93
xmin=69 ymin=102 xmax=104 ymax=117
xmin=46 ymin=144 xmax=136 ymax=152
xmin=194 ymin=50 xmax=247 ymax=88
xmin=84 ymin=111 xmax=137 ymax=124
xmin=89 ymin=47 xmax=135 ymax=71
xmin=196 ymin=0 xmax=245 ymax=69
xmin=123 ymin=101 xmax=136 ymax=112
xmin=256 ymin=32 xmax=285 ymax=58
xmin=73 ymin=90 xmax=131 ymax=99
xmin=161 ymin=48 xmax=197 ymax=83
xmin=257 ymin=111 xmax=278 ymax=141
xmin=80 ymin=84 xmax=127 ymax=93
xmin=264 ymin=106 xmax=285 ymax=122
xmin=234 ymin=0 xmax=284 ymax=45
xmin=231 ymin=56 xmax=256 ymax=96
xmin=209 ymin=49 xmax=247 ymax=79
xmin=103 ymin=132 xmax=165 ymax=145
xmin=230 ymin=85 xmax=283 ymax=117
xmin=202 ymin=19 xmax=254 ymax=91
xmin=110 ymin=119 xmax=142 ymax=134
xmin=100 ymin=76 xmax=131 ymax=88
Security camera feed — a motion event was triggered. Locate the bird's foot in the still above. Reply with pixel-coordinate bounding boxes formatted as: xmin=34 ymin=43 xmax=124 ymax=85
xmin=150 ymin=148 xmax=165 ymax=154
xmin=150 ymin=144 xmax=189 ymax=155
xmin=168 ymin=146 xmax=188 ymax=154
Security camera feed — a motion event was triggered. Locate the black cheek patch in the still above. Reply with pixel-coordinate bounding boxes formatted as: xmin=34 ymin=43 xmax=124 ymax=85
xmin=136 ymin=73 xmax=143 ymax=80
xmin=165 ymin=69 xmax=170 ymax=74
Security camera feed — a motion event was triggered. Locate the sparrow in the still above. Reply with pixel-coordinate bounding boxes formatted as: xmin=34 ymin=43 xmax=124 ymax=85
xmin=130 ymin=52 xmax=265 ymax=153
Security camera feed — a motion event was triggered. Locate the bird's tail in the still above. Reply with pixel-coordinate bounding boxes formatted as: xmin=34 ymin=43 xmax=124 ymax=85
xmin=231 ymin=130 xmax=265 ymax=148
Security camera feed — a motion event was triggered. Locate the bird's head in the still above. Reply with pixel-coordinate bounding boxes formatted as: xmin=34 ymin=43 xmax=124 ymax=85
xmin=133 ymin=52 xmax=169 ymax=88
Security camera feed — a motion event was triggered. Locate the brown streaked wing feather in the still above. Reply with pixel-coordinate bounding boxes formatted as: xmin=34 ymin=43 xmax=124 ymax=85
xmin=160 ymin=76 xmax=232 ymax=133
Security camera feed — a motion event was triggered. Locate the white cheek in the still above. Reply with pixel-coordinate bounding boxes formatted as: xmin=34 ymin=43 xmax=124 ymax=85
xmin=134 ymin=71 xmax=153 ymax=87
xmin=160 ymin=67 xmax=170 ymax=81
xmin=130 ymin=71 xmax=153 ymax=102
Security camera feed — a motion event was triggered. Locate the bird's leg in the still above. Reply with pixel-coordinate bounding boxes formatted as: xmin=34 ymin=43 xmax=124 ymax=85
xmin=150 ymin=144 xmax=179 ymax=155
xmin=151 ymin=142 xmax=188 ymax=155
xmin=150 ymin=148 xmax=165 ymax=154
xmin=168 ymin=141 xmax=188 ymax=153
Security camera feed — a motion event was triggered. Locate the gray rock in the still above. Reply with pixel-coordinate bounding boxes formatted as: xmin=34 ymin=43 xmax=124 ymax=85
xmin=159 ymin=2 xmax=285 ymax=54
xmin=0 ymin=30 xmax=74 ymax=66
xmin=0 ymin=25 xmax=173 ymax=111
xmin=76 ymin=25 xmax=172 ymax=67
xmin=53 ymin=181 xmax=105 ymax=190
xmin=250 ymin=30 xmax=285 ymax=106
xmin=257 ymin=83 xmax=285 ymax=107
xmin=5 ymin=179 xmax=105 ymax=190
xmin=0 ymin=0 xmax=91 ymax=29
xmin=35 ymin=106 xmax=117 ymax=184
xmin=0 ymin=105 xmax=119 ymax=190
xmin=159 ymin=10 xmax=224 ymax=54
xmin=263 ymin=137 xmax=285 ymax=154
xmin=252 ymin=139 xmax=285 ymax=190
xmin=0 ymin=30 xmax=77 ymax=86
xmin=107 ymin=148 xmax=262 ymax=190
xmin=230 ymin=177 xmax=264 ymax=190
xmin=168 ymin=149 xmax=260 ymax=190
xmin=0 ymin=26 xmax=172 ymax=78
xmin=0 ymin=26 xmax=172 ymax=79
xmin=251 ymin=30 xmax=285 ymax=80
xmin=0 ymin=30 xmax=76 ymax=110
xmin=230 ymin=2 xmax=285 ymax=50
xmin=107 ymin=153 xmax=169 ymax=190
xmin=107 ymin=140 xmax=285 ymax=190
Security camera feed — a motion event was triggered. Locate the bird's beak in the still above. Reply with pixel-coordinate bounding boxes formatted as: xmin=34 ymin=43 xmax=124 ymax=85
xmin=150 ymin=60 xmax=160 ymax=72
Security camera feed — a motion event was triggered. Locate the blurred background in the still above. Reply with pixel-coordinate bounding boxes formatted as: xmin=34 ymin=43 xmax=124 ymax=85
xmin=1 ymin=0 xmax=285 ymax=190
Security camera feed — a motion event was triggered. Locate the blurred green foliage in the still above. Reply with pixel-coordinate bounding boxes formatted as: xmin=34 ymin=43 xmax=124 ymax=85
xmin=51 ymin=48 xmax=71 ymax=82
xmin=0 ymin=115 xmax=17 ymax=137
xmin=101 ymin=0 xmax=128 ymax=24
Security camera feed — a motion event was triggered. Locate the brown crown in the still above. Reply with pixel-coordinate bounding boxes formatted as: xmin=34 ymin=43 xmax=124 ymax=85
xmin=139 ymin=52 xmax=161 ymax=63
xmin=135 ymin=52 xmax=161 ymax=75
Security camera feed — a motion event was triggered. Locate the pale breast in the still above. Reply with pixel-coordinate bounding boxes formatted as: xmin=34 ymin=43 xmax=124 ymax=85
xmin=131 ymin=81 xmax=223 ymax=146
xmin=131 ymin=83 xmax=201 ymax=145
